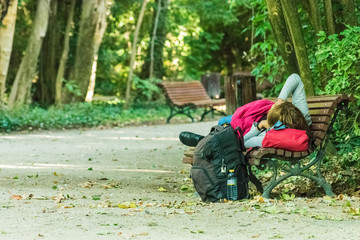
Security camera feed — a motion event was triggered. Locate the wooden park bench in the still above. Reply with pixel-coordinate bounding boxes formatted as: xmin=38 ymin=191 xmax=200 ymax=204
xmin=182 ymin=95 xmax=351 ymax=199
xmin=161 ymin=81 xmax=225 ymax=123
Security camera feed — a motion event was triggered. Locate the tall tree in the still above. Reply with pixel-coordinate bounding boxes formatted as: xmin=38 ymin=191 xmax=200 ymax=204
xmin=280 ymin=0 xmax=314 ymax=95
xmin=38 ymin=0 xmax=58 ymax=105
xmin=149 ymin=0 xmax=162 ymax=79
xmin=125 ymin=0 xmax=148 ymax=107
xmin=55 ymin=0 xmax=75 ymax=106
xmin=85 ymin=0 xmax=108 ymax=102
xmin=265 ymin=0 xmax=298 ymax=76
xmin=141 ymin=0 xmax=169 ymax=80
xmin=73 ymin=0 xmax=106 ymax=101
xmin=8 ymin=0 xmax=51 ymax=108
xmin=0 ymin=0 xmax=17 ymax=106
xmin=324 ymin=0 xmax=336 ymax=35
xmin=300 ymin=0 xmax=323 ymax=33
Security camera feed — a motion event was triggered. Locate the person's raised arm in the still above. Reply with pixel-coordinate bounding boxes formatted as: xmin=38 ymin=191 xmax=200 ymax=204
xmin=278 ymin=73 xmax=311 ymax=125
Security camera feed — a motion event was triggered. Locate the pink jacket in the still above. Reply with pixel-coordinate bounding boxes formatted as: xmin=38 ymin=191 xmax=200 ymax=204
xmin=230 ymin=99 xmax=274 ymax=135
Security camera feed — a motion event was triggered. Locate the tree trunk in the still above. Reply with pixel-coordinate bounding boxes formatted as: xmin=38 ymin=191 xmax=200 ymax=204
xmin=85 ymin=0 xmax=108 ymax=102
xmin=73 ymin=0 xmax=104 ymax=101
xmin=280 ymin=0 xmax=314 ymax=95
xmin=309 ymin=0 xmax=323 ymax=33
xmin=299 ymin=0 xmax=323 ymax=33
xmin=140 ymin=0 xmax=168 ymax=80
xmin=125 ymin=0 xmax=148 ymax=107
xmin=265 ymin=0 xmax=299 ymax=76
xmin=0 ymin=0 xmax=17 ymax=106
xmin=324 ymin=0 xmax=336 ymax=35
xmin=149 ymin=0 xmax=162 ymax=79
xmin=38 ymin=0 xmax=57 ymax=105
xmin=55 ymin=0 xmax=75 ymax=106
xmin=339 ymin=0 xmax=357 ymax=26
xmin=0 ymin=0 xmax=10 ymax=23
xmin=8 ymin=0 xmax=51 ymax=108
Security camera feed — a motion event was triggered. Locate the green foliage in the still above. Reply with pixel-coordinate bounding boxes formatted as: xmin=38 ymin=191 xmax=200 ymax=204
xmin=183 ymin=32 xmax=224 ymax=79
xmin=250 ymin=39 xmax=284 ymax=84
xmin=0 ymin=101 xmax=171 ymax=133
xmin=63 ymin=79 xmax=82 ymax=97
xmin=316 ymin=26 xmax=360 ymax=138
xmin=244 ymin=0 xmax=285 ymax=84
xmin=132 ymin=76 xmax=162 ymax=102
xmin=316 ymin=27 xmax=360 ymax=96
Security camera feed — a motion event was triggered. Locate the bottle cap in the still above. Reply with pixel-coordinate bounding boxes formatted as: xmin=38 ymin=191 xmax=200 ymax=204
xmin=229 ymin=169 xmax=234 ymax=173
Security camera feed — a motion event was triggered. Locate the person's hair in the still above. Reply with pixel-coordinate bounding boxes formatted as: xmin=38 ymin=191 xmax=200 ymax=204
xmin=267 ymin=101 xmax=314 ymax=148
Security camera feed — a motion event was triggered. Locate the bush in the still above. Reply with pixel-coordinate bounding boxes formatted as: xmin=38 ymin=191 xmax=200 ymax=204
xmin=0 ymin=101 xmax=171 ymax=133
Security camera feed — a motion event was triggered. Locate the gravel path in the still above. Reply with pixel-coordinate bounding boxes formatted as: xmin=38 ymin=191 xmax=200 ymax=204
xmin=0 ymin=121 xmax=359 ymax=240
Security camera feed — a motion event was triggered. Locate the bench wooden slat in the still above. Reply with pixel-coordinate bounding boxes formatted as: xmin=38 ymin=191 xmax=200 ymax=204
xmin=248 ymin=158 xmax=260 ymax=165
xmin=306 ymin=95 xmax=348 ymax=103
xmin=284 ymin=151 xmax=292 ymax=158
xmin=183 ymin=157 xmax=194 ymax=164
xmin=276 ymin=149 xmax=285 ymax=156
xmin=311 ymin=116 xmax=331 ymax=124
xmin=314 ymin=138 xmax=322 ymax=147
xmin=310 ymin=123 xmax=329 ymax=132
xmin=293 ymin=152 xmax=301 ymax=158
xmin=301 ymin=151 xmax=309 ymax=157
xmin=309 ymin=108 xmax=334 ymax=116
xmin=313 ymin=131 xmax=326 ymax=139
xmin=307 ymin=101 xmax=337 ymax=109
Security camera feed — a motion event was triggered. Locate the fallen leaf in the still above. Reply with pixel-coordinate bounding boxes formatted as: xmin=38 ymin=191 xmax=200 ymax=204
xmin=118 ymin=202 xmax=137 ymax=209
xmin=254 ymin=195 xmax=265 ymax=203
xmin=11 ymin=195 xmax=22 ymax=200
xmin=158 ymin=187 xmax=167 ymax=192
xmin=79 ymin=181 xmax=95 ymax=188
xmin=92 ymin=195 xmax=101 ymax=201
xmin=53 ymin=192 xmax=65 ymax=203
xmin=53 ymin=172 xmax=63 ymax=177
xmin=337 ymin=194 xmax=344 ymax=200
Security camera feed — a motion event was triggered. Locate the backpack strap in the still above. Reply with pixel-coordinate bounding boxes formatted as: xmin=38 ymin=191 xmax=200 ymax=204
xmin=248 ymin=165 xmax=263 ymax=194
xmin=245 ymin=150 xmax=263 ymax=194
xmin=235 ymin=127 xmax=246 ymax=151
xmin=210 ymin=125 xmax=224 ymax=133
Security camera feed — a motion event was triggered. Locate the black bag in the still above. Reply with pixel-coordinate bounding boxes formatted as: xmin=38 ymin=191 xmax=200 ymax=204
xmin=191 ymin=125 xmax=249 ymax=202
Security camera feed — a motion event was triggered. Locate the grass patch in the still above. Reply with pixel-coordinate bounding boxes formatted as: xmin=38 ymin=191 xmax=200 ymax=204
xmin=0 ymin=100 xmax=197 ymax=133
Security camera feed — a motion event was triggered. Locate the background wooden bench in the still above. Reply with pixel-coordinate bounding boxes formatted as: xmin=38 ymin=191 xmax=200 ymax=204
xmin=161 ymin=81 xmax=225 ymax=123
xmin=182 ymin=95 xmax=350 ymax=198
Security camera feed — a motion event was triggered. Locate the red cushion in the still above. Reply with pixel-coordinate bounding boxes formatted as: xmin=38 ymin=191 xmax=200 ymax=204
xmin=262 ymin=128 xmax=309 ymax=152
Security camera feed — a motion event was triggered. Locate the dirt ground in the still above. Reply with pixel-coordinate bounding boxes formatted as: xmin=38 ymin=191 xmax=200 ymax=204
xmin=0 ymin=121 xmax=359 ymax=240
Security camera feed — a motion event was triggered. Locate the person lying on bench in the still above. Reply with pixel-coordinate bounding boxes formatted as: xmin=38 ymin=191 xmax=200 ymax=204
xmin=179 ymin=73 xmax=313 ymax=148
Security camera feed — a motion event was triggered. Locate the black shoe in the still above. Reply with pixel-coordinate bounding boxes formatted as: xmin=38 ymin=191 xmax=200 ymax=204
xmin=179 ymin=131 xmax=204 ymax=147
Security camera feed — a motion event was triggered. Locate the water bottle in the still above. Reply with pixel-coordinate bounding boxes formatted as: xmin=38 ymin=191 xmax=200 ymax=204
xmin=227 ymin=169 xmax=238 ymax=201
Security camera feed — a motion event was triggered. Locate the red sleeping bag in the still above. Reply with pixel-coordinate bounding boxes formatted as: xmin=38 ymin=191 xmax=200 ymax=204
xmin=262 ymin=128 xmax=309 ymax=152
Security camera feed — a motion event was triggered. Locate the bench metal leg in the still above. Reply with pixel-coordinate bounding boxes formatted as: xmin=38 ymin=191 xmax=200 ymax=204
xmin=166 ymin=107 xmax=194 ymax=123
xmin=200 ymin=107 xmax=225 ymax=121
xmin=298 ymin=153 xmax=335 ymax=197
xmin=262 ymin=145 xmax=335 ymax=199
xmin=200 ymin=107 xmax=211 ymax=121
